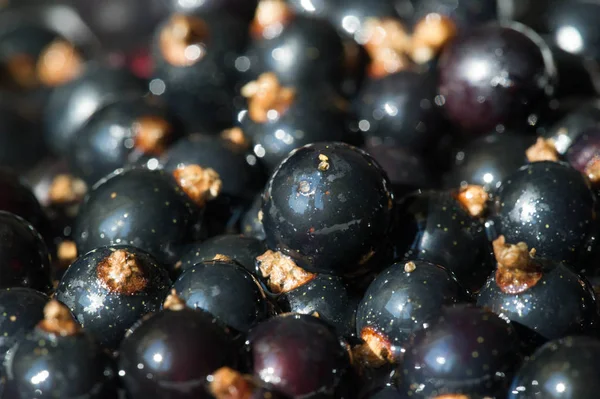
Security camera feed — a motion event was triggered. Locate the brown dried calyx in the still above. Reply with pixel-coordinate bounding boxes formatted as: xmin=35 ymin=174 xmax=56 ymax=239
xmin=163 ymin=289 xmax=187 ymax=311
xmin=584 ymin=156 xmax=600 ymax=183
xmin=250 ymin=0 xmax=294 ymax=39
xmin=48 ymin=174 xmax=88 ymax=205
xmin=38 ymin=299 xmax=81 ymax=336
xmin=220 ymin=127 xmax=249 ymax=149
xmin=361 ymin=18 xmax=412 ymax=78
xmin=56 ymin=240 xmax=77 ymax=270
xmin=209 ymin=367 xmax=257 ymax=399
xmin=133 ymin=116 xmax=174 ymax=155
xmin=410 ymin=13 xmax=457 ymax=64
xmin=526 ymin=137 xmax=559 ymax=163
xmin=2 ymin=53 xmax=38 ymax=89
xmin=37 ymin=39 xmax=83 ymax=87
xmin=493 ymin=235 xmax=542 ymax=295
xmin=256 ymin=250 xmax=316 ymax=294
xmin=159 ymin=14 xmax=210 ymax=67
xmin=97 ymin=250 xmax=148 ymax=295
xmin=241 ymin=72 xmax=295 ymax=123
xmin=456 ymin=185 xmax=488 ymax=218
xmin=352 ymin=327 xmax=394 ymax=369
xmin=173 ymin=164 xmax=222 ymax=207
xmin=433 ymin=395 xmax=471 ymax=399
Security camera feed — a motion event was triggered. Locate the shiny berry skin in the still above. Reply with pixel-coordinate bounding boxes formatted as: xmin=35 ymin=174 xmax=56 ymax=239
xmin=172 ymin=260 xmax=270 ymax=333
xmin=118 ymin=304 xmax=239 ymax=399
xmin=241 ymin=195 xmax=266 ymax=241
xmin=564 ymin=127 xmax=600 ymax=183
xmin=262 ymin=142 xmax=394 ymax=276
xmin=357 ymin=260 xmax=470 ymax=361
xmin=240 ymin=88 xmax=350 ymax=172
xmin=547 ymin=1 xmax=600 ymax=63
xmin=151 ymin=13 xmax=247 ymax=132
xmin=245 ymin=314 xmax=351 ymax=398
xmin=443 ymin=131 xmax=536 ymax=191
xmin=5 ymin=300 xmax=117 ymax=399
xmin=0 ymin=288 xmax=48 ymax=363
xmin=177 ymin=234 xmax=266 ymax=275
xmin=542 ymin=102 xmax=600 ymax=155
xmin=243 ymin=16 xmax=344 ymax=88
xmin=73 ymin=167 xmax=203 ymax=268
xmin=0 ymin=211 xmax=52 ymax=293
xmin=68 ymin=96 xmax=182 ymax=186
xmin=55 ymin=245 xmax=171 ymax=349
xmin=400 ymin=304 xmax=524 ymax=398
xmin=43 ymin=65 xmax=147 ymax=156
xmin=327 ymin=0 xmax=399 ymax=38
xmin=477 ymin=256 xmax=597 ymax=341
xmin=356 ymin=70 xmax=445 ymax=152
xmin=491 ymin=161 xmax=596 ymax=268
xmin=392 ymin=190 xmax=493 ymax=293
xmin=438 ymin=23 xmax=556 ymax=134
xmin=508 ymin=336 xmax=600 ymax=399
xmin=277 ymin=274 xmax=356 ymax=337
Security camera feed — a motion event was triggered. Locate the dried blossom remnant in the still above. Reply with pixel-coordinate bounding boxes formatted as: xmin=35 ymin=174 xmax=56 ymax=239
xmin=132 ymin=116 xmax=174 ymax=155
xmin=360 ymin=18 xmax=412 ymax=78
xmin=410 ymin=13 xmax=457 ymax=64
xmin=37 ymin=40 xmax=83 ymax=86
xmin=220 ymin=127 xmax=249 ymax=149
xmin=159 ymin=14 xmax=210 ymax=67
xmin=209 ymin=367 xmax=255 ymax=399
xmin=97 ymin=250 xmax=148 ymax=295
xmin=456 ymin=185 xmax=488 ymax=218
xmin=404 ymin=261 xmax=416 ymax=272
xmin=250 ymin=0 xmax=294 ymax=39
xmin=584 ymin=156 xmax=600 ymax=183
xmin=241 ymin=72 xmax=295 ymax=123
xmin=56 ymin=240 xmax=77 ymax=270
xmin=318 ymin=154 xmax=330 ymax=171
xmin=526 ymin=137 xmax=559 ymax=163
xmin=173 ymin=165 xmax=222 ymax=207
xmin=212 ymin=254 xmax=233 ymax=262
xmin=492 ymin=235 xmax=542 ymax=295
xmin=48 ymin=174 xmax=88 ymax=205
xmin=352 ymin=326 xmax=394 ymax=368
xmin=433 ymin=395 xmax=471 ymax=399
xmin=256 ymin=250 xmax=316 ymax=293
xmin=4 ymin=53 xmax=37 ymax=89
xmin=163 ymin=289 xmax=187 ymax=311
xmin=38 ymin=299 xmax=81 ymax=336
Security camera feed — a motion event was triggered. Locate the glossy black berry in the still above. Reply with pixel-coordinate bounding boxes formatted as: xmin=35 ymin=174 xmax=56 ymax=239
xmin=43 ymin=64 xmax=147 ymax=156
xmin=0 ymin=210 xmax=52 ymax=293
xmin=443 ymin=131 xmax=536 ymax=191
xmin=277 ymin=274 xmax=356 ymax=337
xmin=55 ymin=245 xmax=171 ymax=349
xmin=564 ymin=127 xmax=600 ymax=185
xmin=356 ymin=70 xmax=445 ymax=152
xmin=118 ymin=294 xmax=239 ymax=399
xmin=0 ymin=103 xmax=47 ymax=173
xmin=327 ymin=0 xmax=399 ymax=38
xmin=172 ymin=260 xmax=270 ymax=333
xmin=68 ymin=96 xmax=183 ymax=186
xmin=408 ymin=0 xmax=498 ymax=28
xmin=243 ymin=12 xmax=344 ymax=88
xmin=542 ymin=101 xmax=600 ymax=155
xmin=0 ymin=23 xmax=84 ymax=93
xmin=0 ymin=287 xmax=48 ymax=363
xmin=246 ymin=314 xmax=351 ymax=398
xmin=400 ymin=304 xmax=524 ymax=398
xmin=73 ymin=167 xmax=205 ymax=268
xmin=241 ymin=194 xmax=266 ymax=241
xmin=239 ymin=75 xmax=350 ymax=171
xmin=177 ymin=234 xmax=266 ymax=275
xmin=491 ymin=161 xmax=596 ymax=268
xmin=508 ymin=336 xmax=600 ymax=399
xmin=392 ymin=190 xmax=493 ymax=293
xmin=151 ymin=13 xmax=247 ymax=132
xmin=356 ymin=260 xmax=469 ymax=365
xmin=477 ymin=236 xmax=598 ymax=342
xmin=262 ymin=142 xmax=394 ymax=276
xmin=438 ymin=23 xmax=556 ymax=134
xmin=5 ymin=300 xmax=117 ymax=399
